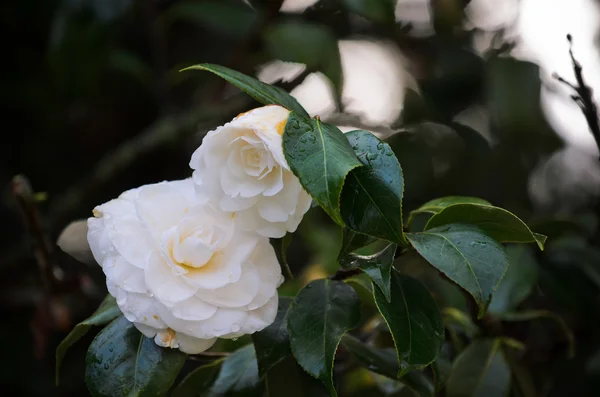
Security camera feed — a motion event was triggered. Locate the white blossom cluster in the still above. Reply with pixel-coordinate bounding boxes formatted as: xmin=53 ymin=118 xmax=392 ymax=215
xmin=87 ymin=105 xmax=311 ymax=353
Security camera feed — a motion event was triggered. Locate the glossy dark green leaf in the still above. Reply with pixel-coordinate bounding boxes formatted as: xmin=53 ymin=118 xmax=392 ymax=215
xmin=446 ymin=339 xmax=510 ymax=397
xmin=208 ymin=344 xmax=262 ymax=397
xmin=488 ymin=245 xmax=539 ymax=314
xmin=288 ymin=279 xmax=361 ymax=396
xmin=340 ymin=130 xmax=406 ymax=246
xmin=406 ymin=224 xmax=508 ymax=318
xmin=337 ymin=228 xmax=376 ymax=260
xmin=341 ymin=335 xmax=435 ymax=397
xmin=408 ymin=196 xmax=491 ymax=226
xmin=283 ymin=114 xmax=362 ymax=225
xmin=342 ymin=0 xmax=396 ymax=24
xmin=264 ymin=22 xmax=342 ymax=96
xmin=425 ymin=203 xmax=546 ymax=250
xmin=171 ymin=360 xmax=222 ymax=397
xmin=85 ymin=316 xmax=187 ymax=397
xmin=339 ymin=243 xmax=397 ymax=302
xmin=56 ymin=295 xmax=121 ymax=384
xmin=181 ymin=64 xmax=309 ymax=117
xmin=266 ymin=357 xmax=329 ymax=397
xmin=373 ymin=272 xmax=444 ymax=376
xmin=252 ymin=297 xmax=292 ymax=377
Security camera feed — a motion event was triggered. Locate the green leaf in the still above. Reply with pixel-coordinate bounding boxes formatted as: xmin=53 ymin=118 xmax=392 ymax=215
xmin=425 ymin=203 xmax=546 ymax=250
xmin=337 ymin=228 xmax=376 ymax=260
xmin=252 ymin=297 xmax=293 ymax=377
xmin=171 ymin=360 xmax=223 ymax=397
xmin=488 ymin=245 xmax=539 ymax=314
xmin=503 ymin=349 xmax=536 ymax=397
xmin=341 ymin=335 xmax=398 ymax=379
xmin=339 ymin=243 xmax=397 ymax=302
xmin=446 ymin=339 xmax=511 ymax=397
xmin=373 ymin=272 xmax=444 ymax=377
xmin=56 ymin=295 xmax=121 ymax=384
xmin=340 ymin=130 xmax=406 ymax=246
xmin=208 ymin=344 xmax=262 ymax=396
xmin=288 ymin=279 xmax=361 ymax=396
xmin=432 ymin=353 xmax=452 ymax=393
xmin=85 ymin=316 xmax=187 ymax=397
xmin=341 ymin=335 xmax=435 ymax=397
xmin=406 ymin=224 xmax=509 ymax=318
xmin=342 ymin=0 xmax=396 ymax=24
xmin=408 ymin=196 xmax=492 ymax=226
xmin=165 ymin=0 xmax=259 ymax=38
xmin=264 ymin=22 xmax=342 ymax=97
xmin=180 ymin=64 xmax=309 ymax=117
xmin=266 ymin=357 xmax=329 ymax=397
xmin=283 ymin=114 xmax=362 ymax=225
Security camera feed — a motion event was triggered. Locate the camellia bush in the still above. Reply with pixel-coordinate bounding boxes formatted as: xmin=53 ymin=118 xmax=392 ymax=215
xmin=55 ymin=64 xmax=553 ymax=397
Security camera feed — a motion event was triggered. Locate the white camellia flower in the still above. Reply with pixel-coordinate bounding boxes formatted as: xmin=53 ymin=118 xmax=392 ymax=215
xmin=189 ymin=105 xmax=312 ymax=238
xmin=87 ymin=179 xmax=283 ymax=353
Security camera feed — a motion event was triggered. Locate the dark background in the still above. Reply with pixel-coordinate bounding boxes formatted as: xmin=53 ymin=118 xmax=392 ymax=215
xmin=3 ymin=0 xmax=600 ymax=395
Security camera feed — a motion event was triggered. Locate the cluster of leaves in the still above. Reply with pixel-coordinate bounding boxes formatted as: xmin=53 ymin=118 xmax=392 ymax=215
xmin=56 ymin=65 xmax=557 ymax=397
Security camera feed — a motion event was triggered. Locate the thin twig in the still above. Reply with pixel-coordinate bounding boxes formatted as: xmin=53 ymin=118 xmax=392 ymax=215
xmin=187 ymin=351 xmax=231 ymax=362
xmin=13 ymin=175 xmax=56 ymax=295
xmin=553 ymin=34 xmax=600 ymax=158
xmin=13 ymin=175 xmax=61 ymax=357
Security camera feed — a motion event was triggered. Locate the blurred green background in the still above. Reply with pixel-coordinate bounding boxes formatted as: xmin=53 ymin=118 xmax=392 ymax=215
xmin=3 ymin=0 xmax=600 ymax=395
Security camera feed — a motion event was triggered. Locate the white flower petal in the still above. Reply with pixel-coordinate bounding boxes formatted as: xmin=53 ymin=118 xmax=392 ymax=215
xmin=134 ymin=322 xmax=162 ymax=338
xmin=182 ymin=245 xmax=245 ymax=290
xmin=135 ymin=182 xmax=189 ymax=239
xmin=220 ymin=194 xmax=258 ymax=212
xmin=197 ymin=308 xmax=249 ymax=338
xmin=175 ymin=333 xmax=217 ymax=354
xmin=109 ymin=217 xmax=154 ymax=269
xmin=154 ymin=329 xmax=180 ymax=349
xmin=116 ymin=290 xmax=166 ymax=328
xmin=261 ymin=167 xmax=284 ymax=197
xmin=195 ymin=263 xmax=260 ymax=308
xmin=256 ymin=222 xmax=287 ymax=238
xmin=87 ymin=217 xmax=116 ymax=265
xmin=170 ymin=296 xmax=217 ymax=321
xmin=103 ymin=256 xmax=147 ymax=293
xmin=145 ymin=250 xmax=197 ymax=305
xmin=242 ymin=296 xmax=279 ymax=334
xmin=258 ymin=200 xmax=290 ymax=223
